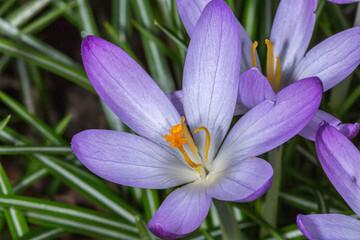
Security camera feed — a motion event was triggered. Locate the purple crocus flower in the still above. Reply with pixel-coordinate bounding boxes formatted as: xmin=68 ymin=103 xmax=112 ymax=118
xmin=297 ymin=122 xmax=360 ymax=239
xmin=171 ymin=0 xmax=360 ymax=141
xmin=71 ymin=1 xmax=322 ymax=239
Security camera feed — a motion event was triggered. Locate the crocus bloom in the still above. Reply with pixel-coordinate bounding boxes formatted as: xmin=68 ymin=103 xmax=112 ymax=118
xmin=172 ymin=0 xmax=360 ymax=141
xmin=297 ymin=122 xmax=360 ymax=239
xmin=71 ymin=1 xmax=322 ymax=239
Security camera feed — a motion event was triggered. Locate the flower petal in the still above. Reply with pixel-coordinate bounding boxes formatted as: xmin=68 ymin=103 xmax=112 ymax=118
xmin=297 ymin=214 xmax=360 ymax=240
xmin=299 ymin=110 xmax=360 ymax=140
xmin=176 ymin=0 xmax=258 ymax=72
xmin=215 ymin=77 xmax=322 ymax=167
xmin=270 ymin=0 xmax=317 ymax=87
xmin=166 ymin=90 xmax=184 ymax=116
xmin=71 ymin=130 xmax=196 ymax=189
xmin=148 ymin=183 xmax=211 ymax=239
xmin=81 ymin=36 xmax=181 ymax=145
xmin=208 ymin=157 xmax=273 ymax=202
xmin=316 ymin=123 xmax=360 ymax=216
xmin=238 ymin=68 xmax=276 ymax=109
xmin=327 ymin=0 xmax=359 ymax=3
xmin=183 ymin=0 xmax=241 ymax=160
xmin=291 ymin=27 xmax=360 ymax=91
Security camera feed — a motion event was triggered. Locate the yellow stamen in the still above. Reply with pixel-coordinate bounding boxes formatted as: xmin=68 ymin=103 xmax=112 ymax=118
xmin=265 ymin=39 xmax=274 ymax=85
xmin=251 ymin=41 xmax=258 ymax=67
xmin=181 ymin=116 xmax=199 ymax=157
xmin=194 ymin=126 xmax=210 ymax=160
xmin=164 ymin=121 xmax=201 ymax=170
xmin=274 ymin=56 xmax=281 ymax=93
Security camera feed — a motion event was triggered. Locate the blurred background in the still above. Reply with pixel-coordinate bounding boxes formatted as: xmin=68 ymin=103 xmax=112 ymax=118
xmin=0 ymin=0 xmax=359 ymax=239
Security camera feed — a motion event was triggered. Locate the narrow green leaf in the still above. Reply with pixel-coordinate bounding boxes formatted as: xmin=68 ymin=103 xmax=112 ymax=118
xmin=261 ymin=145 xmax=283 ymax=237
xmin=18 ymin=227 xmax=65 ymax=240
xmin=0 ymin=164 xmax=29 ymax=238
xmin=13 ymin=168 xmax=48 ymax=194
xmin=213 ymin=200 xmax=243 ymax=240
xmin=0 ymin=115 xmax=11 ymax=132
xmin=77 ymin=0 xmax=99 ymax=36
xmin=143 ymin=189 xmax=159 ymax=222
xmin=54 ymin=114 xmax=72 ymax=135
xmin=0 ymin=0 xmax=16 ymax=17
xmin=0 ymin=195 xmax=138 ymax=234
xmin=16 ymin=59 xmax=35 ymax=113
xmin=0 ymin=90 xmax=66 ymax=145
xmin=243 ymin=0 xmax=258 ymax=39
xmin=132 ymin=0 xmax=176 ymax=93
xmin=0 ymin=18 xmax=81 ymax=67
xmin=135 ymin=215 xmax=154 ymax=240
xmin=20 ymin=1 xmax=77 ymax=35
xmin=0 ymin=38 xmax=93 ymax=91
xmin=236 ymin=203 xmax=285 ymax=240
xmin=154 ymin=21 xmax=187 ymax=52
xmin=0 ymin=146 xmax=72 ymax=155
xmin=5 ymin=0 xmax=51 ymax=27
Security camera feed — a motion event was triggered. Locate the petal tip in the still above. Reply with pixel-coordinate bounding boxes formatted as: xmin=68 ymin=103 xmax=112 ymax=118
xmin=296 ymin=214 xmax=311 ymax=239
xmin=148 ymin=222 xmax=184 ymax=240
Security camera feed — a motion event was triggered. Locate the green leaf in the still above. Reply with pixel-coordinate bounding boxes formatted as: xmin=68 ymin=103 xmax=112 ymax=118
xmin=154 ymin=21 xmax=187 ymax=52
xmin=0 ymin=90 xmax=66 ymax=145
xmin=18 ymin=227 xmax=65 ymax=240
xmin=13 ymin=168 xmax=48 ymax=194
xmin=76 ymin=0 xmax=99 ymax=36
xmin=5 ymin=0 xmax=51 ymax=27
xmin=0 ymin=164 xmax=29 ymax=238
xmin=132 ymin=0 xmax=176 ymax=93
xmin=0 ymin=146 xmax=72 ymax=155
xmin=235 ymin=203 xmax=285 ymax=240
xmin=0 ymin=115 xmax=11 ymax=132
xmin=0 ymin=38 xmax=93 ymax=91
xmin=135 ymin=215 xmax=154 ymax=240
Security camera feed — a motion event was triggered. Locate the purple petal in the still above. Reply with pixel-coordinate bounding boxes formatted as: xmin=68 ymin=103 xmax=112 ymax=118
xmin=166 ymin=90 xmax=184 ymax=116
xmin=270 ymin=0 xmax=317 ymax=87
xmin=299 ymin=110 xmax=360 ymax=141
xmin=316 ymin=123 xmax=360 ymax=216
xmin=208 ymin=157 xmax=273 ymax=202
xmin=148 ymin=184 xmax=211 ymax=239
xmin=327 ymin=0 xmax=359 ymax=3
xmin=176 ymin=0 xmax=259 ymax=73
xmin=215 ymin=77 xmax=322 ymax=166
xmin=297 ymin=214 xmax=360 ymax=240
xmin=183 ymin=0 xmax=241 ymax=160
xmin=81 ymin=36 xmax=180 ymax=145
xmin=71 ymin=130 xmax=197 ymax=189
xmin=337 ymin=123 xmax=360 ymax=139
xmin=176 ymin=0 xmax=210 ymax=38
xmin=238 ymin=68 xmax=276 ymax=109
xmin=291 ymin=27 xmax=360 ymax=91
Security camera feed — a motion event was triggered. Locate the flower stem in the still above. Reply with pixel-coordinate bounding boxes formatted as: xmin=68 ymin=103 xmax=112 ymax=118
xmin=213 ymin=199 xmax=244 ymax=240
xmin=260 ymin=145 xmax=283 ymax=237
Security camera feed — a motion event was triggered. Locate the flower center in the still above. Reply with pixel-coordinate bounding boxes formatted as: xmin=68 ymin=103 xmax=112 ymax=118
xmin=164 ymin=116 xmax=211 ymax=179
xmin=252 ymin=39 xmax=281 ymax=93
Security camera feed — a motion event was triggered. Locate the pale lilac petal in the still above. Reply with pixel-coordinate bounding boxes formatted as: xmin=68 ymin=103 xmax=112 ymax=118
xmin=71 ymin=130 xmax=197 ymax=189
xmin=234 ymin=102 xmax=249 ymax=116
xmin=299 ymin=110 xmax=360 ymax=140
xmin=81 ymin=36 xmax=180 ymax=145
xmin=291 ymin=27 xmax=360 ymax=91
xmin=148 ymin=183 xmax=211 ymax=239
xmin=316 ymin=123 xmax=360 ymax=216
xmin=183 ymin=0 xmax=241 ymax=161
xmin=337 ymin=123 xmax=360 ymax=139
xmin=176 ymin=0 xmax=259 ymax=72
xmin=176 ymin=0 xmax=210 ymax=38
xmin=238 ymin=68 xmax=276 ymax=109
xmin=297 ymin=214 xmax=360 ymax=240
xmin=327 ymin=0 xmax=359 ymax=3
xmin=270 ymin=0 xmax=317 ymax=87
xmin=215 ymin=77 xmax=322 ymax=168
xmin=208 ymin=157 xmax=273 ymax=202
xmin=166 ymin=90 xmax=184 ymax=116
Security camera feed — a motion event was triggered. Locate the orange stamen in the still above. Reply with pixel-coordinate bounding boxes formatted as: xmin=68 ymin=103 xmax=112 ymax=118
xmin=194 ymin=126 xmax=211 ymax=160
xmin=265 ymin=39 xmax=274 ymax=85
xmin=274 ymin=56 xmax=281 ymax=93
xmin=252 ymin=41 xmax=258 ymax=67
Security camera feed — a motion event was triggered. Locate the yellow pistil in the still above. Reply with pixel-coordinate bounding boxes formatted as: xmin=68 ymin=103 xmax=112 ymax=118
xmin=164 ymin=117 xmax=202 ymax=170
xmin=194 ymin=126 xmax=211 ymax=160
xmin=252 ymin=41 xmax=258 ymax=67
xmin=265 ymin=39 xmax=274 ymax=85
xmin=274 ymin=56 xmax=281 ymax=93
